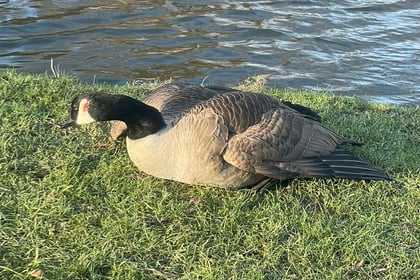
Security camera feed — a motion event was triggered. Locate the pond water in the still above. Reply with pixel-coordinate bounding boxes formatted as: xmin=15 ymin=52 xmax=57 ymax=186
xmin=1 ymin=0 xmax=419 ymax=105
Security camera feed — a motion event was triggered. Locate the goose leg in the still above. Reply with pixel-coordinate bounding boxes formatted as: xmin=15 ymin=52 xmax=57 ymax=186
xmin=251 ymin=178 xmax=279 ymax=193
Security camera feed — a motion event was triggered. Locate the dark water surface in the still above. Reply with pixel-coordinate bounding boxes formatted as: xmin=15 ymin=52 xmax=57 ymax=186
xmin=1 ymin=0 xmax=419 ymax=105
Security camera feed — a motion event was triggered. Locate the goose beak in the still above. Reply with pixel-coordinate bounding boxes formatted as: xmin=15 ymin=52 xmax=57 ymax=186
xmin=60 ymin=118 xmax=75 ymax=128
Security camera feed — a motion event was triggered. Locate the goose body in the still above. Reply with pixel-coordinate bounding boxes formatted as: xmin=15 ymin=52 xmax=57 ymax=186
xmin=63 ymin=83 xmax=389 ymax=190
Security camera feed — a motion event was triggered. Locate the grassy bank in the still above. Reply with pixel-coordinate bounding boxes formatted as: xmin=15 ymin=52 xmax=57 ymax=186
xmin=0 ymin=70 xmax=418 ymax=279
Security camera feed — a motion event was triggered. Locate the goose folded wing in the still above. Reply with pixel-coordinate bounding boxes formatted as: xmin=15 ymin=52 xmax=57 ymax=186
xmin=222 ymin=108 xmax=346 ymax=180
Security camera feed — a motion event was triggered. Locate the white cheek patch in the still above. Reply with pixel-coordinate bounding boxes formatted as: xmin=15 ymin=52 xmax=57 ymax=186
xmin=76 ymin=98 xmax=96 ymax=124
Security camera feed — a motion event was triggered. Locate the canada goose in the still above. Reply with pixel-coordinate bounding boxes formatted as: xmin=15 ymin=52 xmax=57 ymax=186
xmin=62 ymin=83 xmax=389 ymax=191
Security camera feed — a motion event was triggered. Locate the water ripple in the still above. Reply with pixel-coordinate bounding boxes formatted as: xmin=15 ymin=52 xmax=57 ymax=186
xmin=0 ymin=0 xmax=419 ymax=105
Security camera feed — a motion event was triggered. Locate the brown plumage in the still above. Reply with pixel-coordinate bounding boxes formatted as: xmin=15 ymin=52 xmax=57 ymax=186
xmin=64 ymin=83 xmax=389 ymax=191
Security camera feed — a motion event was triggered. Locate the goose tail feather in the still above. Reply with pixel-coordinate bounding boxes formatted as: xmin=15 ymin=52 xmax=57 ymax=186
xmin=305 ymin=148 xmax=390 ymax=181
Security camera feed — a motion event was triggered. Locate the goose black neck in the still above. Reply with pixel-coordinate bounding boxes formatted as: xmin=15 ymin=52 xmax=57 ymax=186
xmin=93 ymin=94 xmax=166 ymax=139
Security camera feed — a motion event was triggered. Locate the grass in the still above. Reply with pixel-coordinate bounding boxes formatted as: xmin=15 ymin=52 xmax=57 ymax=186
xmin=0 ymin=69 xmax=418 ymax=279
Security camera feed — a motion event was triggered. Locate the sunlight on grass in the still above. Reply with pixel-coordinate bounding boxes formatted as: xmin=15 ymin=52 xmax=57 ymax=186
xmin=0 ymin=70 xmax=418 ymax=279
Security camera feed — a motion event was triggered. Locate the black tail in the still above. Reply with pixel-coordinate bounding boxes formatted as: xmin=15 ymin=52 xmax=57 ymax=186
xmin=299 ymin=148 xmax=390 ymax=181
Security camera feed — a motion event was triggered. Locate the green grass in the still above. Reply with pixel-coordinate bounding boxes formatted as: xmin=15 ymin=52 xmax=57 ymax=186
xmin=0 ymin=70 xmax=418 ymax=279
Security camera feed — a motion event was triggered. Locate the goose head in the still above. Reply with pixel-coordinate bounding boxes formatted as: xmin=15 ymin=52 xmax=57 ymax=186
xmin=61 ymin=93 xmax=166 ymax=139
